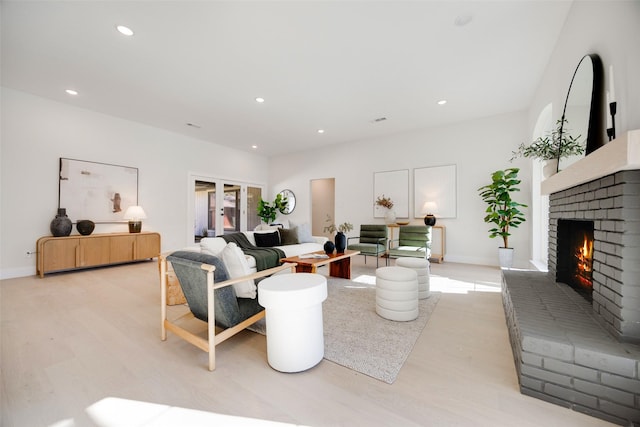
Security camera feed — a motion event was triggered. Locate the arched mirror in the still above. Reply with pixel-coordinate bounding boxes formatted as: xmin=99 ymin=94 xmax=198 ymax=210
xmin=558 ymin=53 xmax=604 ymax=171
xmin=278 ymin=189 xmax=295 ymax=214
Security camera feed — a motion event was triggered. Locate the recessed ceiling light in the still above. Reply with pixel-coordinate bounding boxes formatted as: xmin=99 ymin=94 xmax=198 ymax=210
xmin=116 ymin=25 xmax=134 ymax=36
xmin=186 ymin=122 xmax=201 ymax=128
xmin=437 ymin=100 xmax=447 ymax=105
xmin=251 ymin=145 xmax=258 ymax=149
xmin=317 ymin=129 xmax=325 ymax=134
xmin=65 ymin=89 xmax=78 ymax=95
xmin=454 ymin=14 xmax=473 ymax=26
xmin=255 ymin=97 xmax=265 ymax=103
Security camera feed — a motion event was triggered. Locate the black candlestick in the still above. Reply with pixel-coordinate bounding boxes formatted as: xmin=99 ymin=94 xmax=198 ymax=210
xmin=609 ymin=101 xmax=617 ymax=140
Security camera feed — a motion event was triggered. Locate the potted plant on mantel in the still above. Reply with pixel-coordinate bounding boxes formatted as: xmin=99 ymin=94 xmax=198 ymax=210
xmin=478 ymin=168 xmax=527 ymax=269
xmin=510 ymin=118 xmax=584 ymax=178
xmin=324 ymin=215 xmax=353 ymax=253
xmin=257 ymin=193 xmax=288 ymax=225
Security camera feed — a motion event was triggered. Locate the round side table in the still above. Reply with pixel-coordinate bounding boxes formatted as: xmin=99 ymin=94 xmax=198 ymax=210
xmin=258 ymin=273 xmax=327 ymax=372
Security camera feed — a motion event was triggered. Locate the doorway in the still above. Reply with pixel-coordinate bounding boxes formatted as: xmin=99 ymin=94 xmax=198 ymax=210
xmin=311 ymin=178 xmax=335 ymax=238
xmin=190 ymin=175 xmax=263 ymax=244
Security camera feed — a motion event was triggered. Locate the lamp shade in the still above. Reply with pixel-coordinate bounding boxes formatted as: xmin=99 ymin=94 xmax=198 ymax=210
xmin=124 ymin=206 xmax=147 ymax=220
xmin=422 ymin=201 xmax=437 ymax=215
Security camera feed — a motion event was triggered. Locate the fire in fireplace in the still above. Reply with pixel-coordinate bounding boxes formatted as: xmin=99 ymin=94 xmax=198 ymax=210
xmin=556 ymin=219 xmax=594 ymax=301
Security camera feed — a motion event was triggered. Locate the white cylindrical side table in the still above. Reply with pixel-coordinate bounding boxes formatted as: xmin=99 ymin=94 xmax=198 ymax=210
xmin=258 ymin=273 xmax=327 ymax=372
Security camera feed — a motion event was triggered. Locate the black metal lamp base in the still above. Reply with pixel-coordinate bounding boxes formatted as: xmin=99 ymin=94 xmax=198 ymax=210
xmin=424 ymin=214 xmax=436 ymax=226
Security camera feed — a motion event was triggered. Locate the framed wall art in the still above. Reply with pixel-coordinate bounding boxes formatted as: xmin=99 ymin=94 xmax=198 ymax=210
xmin=414 ymin=164 xmax=457 ymax=219
xmin=58 ymin=158 xmax=138 ymax=223
xmin=373 ymin=169 xmax=409 ymax=218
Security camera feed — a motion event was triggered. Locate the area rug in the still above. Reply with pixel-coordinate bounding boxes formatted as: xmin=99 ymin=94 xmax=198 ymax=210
xmin=251 ymin=276 xmax=440 ymax=384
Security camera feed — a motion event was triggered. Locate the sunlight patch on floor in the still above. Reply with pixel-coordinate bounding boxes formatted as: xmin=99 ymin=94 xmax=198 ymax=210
xmin=352 ymin=273 xmax=500 ymax=294
xmin=51 ymin=397 xmax=308 ymax=427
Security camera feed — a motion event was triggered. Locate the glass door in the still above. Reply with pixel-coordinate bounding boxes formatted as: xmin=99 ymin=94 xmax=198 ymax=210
xmin=191 ymin=175 xmax=263 ymax=244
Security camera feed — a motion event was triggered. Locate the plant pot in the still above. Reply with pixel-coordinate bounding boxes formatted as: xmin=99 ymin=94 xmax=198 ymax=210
xmin=543 ymin=159 xmax=558 ymax=178
xmin=335 ymin=232 xmax=347 ymax=253
xmin=498 ymin=247 xmax=514 ymax=269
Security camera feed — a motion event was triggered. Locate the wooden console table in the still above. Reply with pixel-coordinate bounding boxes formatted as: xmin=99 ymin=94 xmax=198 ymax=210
xmin=36 ymin=232 xmax=161 ymax=277
xmin=430 ymin=225 xmax=445 ymax=263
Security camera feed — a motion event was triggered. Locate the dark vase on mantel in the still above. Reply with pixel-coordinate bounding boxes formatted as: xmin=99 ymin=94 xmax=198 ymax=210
xmin=50 ymin=208 xmax=72 ymax=237
xmin=335 ymin=232 xmax=347 ymax=253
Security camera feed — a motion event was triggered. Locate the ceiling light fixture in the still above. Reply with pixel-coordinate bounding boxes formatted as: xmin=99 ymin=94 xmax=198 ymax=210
xmin=255 ymin=97 xmax=265 ymax=103
xmin=454 ymin=14 xmax=473 ymax=27
xmin=186 ymin=122 xmax=201 ymax=128
xmin=116 ymin=25 xmax=134 ymax=36
xmin=65 ymin=89 xmax=78 ymax=95
xmin=251 ymin=145 xmax=258 ymax=149
xmin=437 ymin=100 xmax=447 ymax=105
xmin=317 ymin=129 xmax=325 ymax=134
xmin=372 ymin=117 xmax=387 ymax=123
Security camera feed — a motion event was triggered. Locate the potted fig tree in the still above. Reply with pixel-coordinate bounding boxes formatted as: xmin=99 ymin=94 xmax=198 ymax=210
xmin=257 ymin=193 xmax=288 ymax=225
xmin=478 ymin=168 xmax=527 ymax=268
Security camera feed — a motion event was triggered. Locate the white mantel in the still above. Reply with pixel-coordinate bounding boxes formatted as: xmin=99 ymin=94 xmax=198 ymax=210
xmin=541 ymin=130 xmax=640 ymax=195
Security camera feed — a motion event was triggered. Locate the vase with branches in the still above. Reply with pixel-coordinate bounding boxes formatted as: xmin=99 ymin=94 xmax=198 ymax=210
xmin=324 ymin=215 xmax=353 ymax=253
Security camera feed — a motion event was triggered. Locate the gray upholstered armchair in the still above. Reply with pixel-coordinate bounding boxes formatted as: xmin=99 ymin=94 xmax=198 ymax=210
xmin=160 ymin=250 xmax=295 ymax=371
xmin=387 ymin=225 xmax=430 ymax=260
xmin=347 ymin=224 xmax=388 ymax=267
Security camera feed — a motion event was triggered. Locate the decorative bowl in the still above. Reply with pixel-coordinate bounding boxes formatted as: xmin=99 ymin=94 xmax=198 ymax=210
xmin=395 ymin=221 xmax=410 ymax=225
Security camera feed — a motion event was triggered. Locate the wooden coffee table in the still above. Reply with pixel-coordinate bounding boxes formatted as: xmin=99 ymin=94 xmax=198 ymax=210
xmin=281 ymin=250 xmax=360 ymax=279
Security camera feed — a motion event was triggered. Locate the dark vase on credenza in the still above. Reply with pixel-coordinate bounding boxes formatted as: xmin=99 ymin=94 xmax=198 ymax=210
xmin=50 ymin=208 xmax=72 ymax=237
xmin=76 ymin=219 xmax=95 ymax=236
xmin=335 ymin=232 xmax=346 ymax=253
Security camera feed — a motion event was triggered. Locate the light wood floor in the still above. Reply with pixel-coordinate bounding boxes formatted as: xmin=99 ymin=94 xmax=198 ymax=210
xmin=1 ymin=257 xmax=613 ymax=426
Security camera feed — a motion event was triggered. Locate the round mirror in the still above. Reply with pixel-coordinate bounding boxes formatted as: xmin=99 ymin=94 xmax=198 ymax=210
xmin=558 ymin=54 xmax=604 ymax=171
xmin=278 ymin=189 xmax=295 ymax=214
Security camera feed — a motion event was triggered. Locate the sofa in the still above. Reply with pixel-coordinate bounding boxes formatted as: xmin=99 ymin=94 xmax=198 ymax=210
xmin=198 ymin=227 xmax=327 ymax=273
xmin=164 ymin=224 xmax=327 ymax=306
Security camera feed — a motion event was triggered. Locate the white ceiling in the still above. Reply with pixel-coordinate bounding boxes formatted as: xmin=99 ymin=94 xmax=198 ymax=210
xmin=1 ymin=1 xmax=572 ymax=157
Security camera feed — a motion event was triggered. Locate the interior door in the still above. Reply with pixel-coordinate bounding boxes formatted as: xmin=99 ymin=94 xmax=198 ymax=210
xmin=311 ymin=178 xmax=335 ymax=238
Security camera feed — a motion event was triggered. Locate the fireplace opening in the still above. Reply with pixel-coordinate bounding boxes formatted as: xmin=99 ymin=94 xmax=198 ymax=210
xmin=556 ymin=219 xmax=594 ymax=302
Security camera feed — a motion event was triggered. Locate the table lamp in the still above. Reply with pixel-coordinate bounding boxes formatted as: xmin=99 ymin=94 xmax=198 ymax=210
xmin=422 ymin=202 xmax=437 ymax=226
xmin=124 ymin=205 xmax=147 ymax=233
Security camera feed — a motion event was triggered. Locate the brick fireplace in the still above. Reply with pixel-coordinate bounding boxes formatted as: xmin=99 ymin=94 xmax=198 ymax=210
xmin=502 ymin=131 xmax=640 ymax=425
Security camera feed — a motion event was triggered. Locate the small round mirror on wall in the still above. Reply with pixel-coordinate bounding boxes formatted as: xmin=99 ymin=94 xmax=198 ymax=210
xmin=278 ymin=189 xmax=295 ymax=214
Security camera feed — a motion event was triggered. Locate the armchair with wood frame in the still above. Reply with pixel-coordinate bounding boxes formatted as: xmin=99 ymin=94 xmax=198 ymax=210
xmin=160 ymin=250 xmax=296 ymax=371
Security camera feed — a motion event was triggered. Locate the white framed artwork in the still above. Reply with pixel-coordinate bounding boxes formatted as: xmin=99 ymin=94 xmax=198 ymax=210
xmin=373 ymin=169 xmax=409 ymax=218
xmin=59 ymin=158 xmax=138 ymax=223
xmin=414 ymin=164 xmax=457 ymax=219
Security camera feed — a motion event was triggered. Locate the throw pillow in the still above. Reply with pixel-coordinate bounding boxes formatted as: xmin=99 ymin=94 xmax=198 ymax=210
xmin=295 ymin=222 xmax=315 ymax=243
xmin=254 ymin=230 xmax=281 ymax=247
xmin=200 ymin=237 xmax=227 ymax=256
xmin=279 ymin=227 xmax=299 ymax=245
xmin=220 ymin=242 xmax=256 ymax=299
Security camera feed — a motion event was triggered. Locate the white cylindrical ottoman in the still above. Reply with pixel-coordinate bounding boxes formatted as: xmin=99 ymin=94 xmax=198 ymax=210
xmin=375 ymin=266 xmax=419 ymax=321
xmin=258 ymin=273 xmax=327 ymax=372
xmin=396 ymin=257 xmax=431 ymax=299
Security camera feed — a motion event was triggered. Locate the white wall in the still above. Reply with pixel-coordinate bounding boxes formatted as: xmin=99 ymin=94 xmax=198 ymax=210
xmin=270 ymin=111 xmax=531 ymax=268
xmin=0 ymin=88 xmax=269 ymax=279
xmin=529 ymin=1 xmax=640 ymax=138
